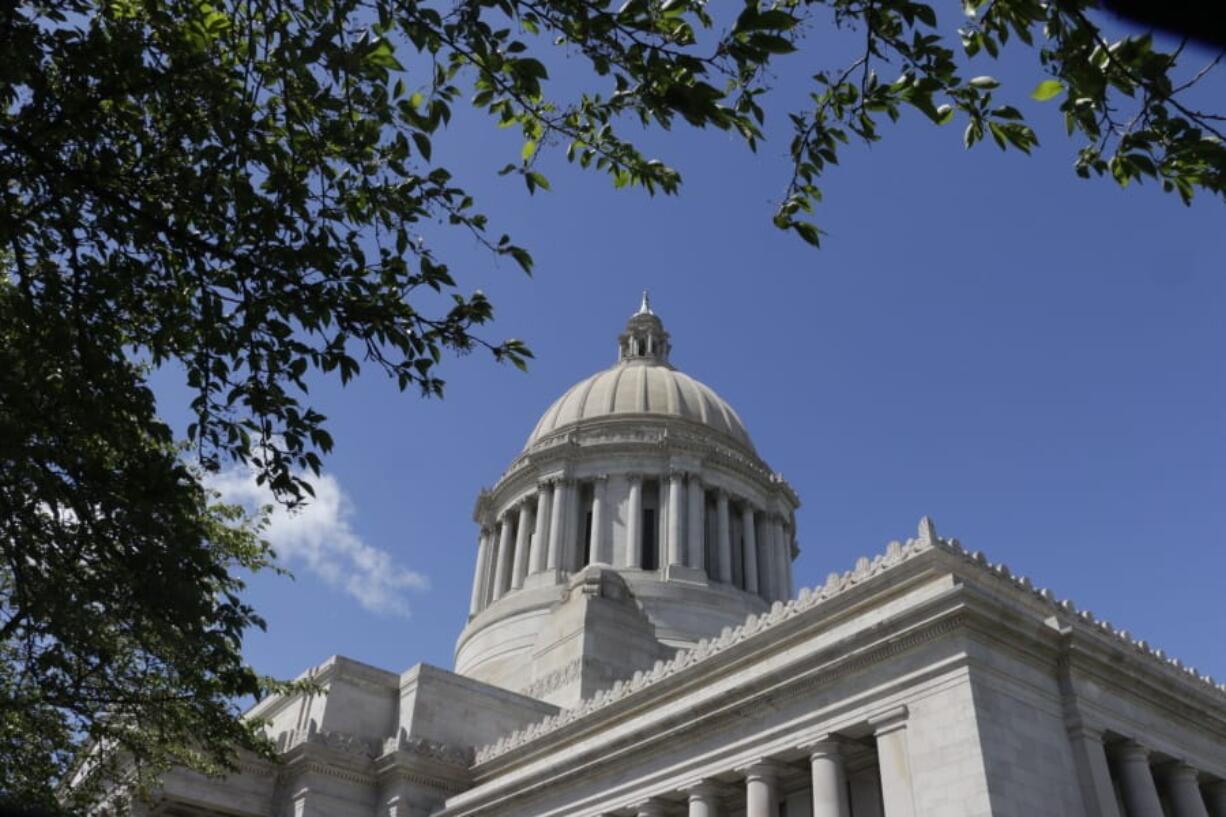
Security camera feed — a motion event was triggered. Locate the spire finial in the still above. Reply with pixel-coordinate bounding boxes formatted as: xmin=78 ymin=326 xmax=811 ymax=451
xmin=619 ymin=290 xmax=669 ymax=364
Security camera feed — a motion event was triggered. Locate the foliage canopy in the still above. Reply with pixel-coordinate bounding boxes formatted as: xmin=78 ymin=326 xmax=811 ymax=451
xmin=1 ymin=0 xmax=1222 ymax=808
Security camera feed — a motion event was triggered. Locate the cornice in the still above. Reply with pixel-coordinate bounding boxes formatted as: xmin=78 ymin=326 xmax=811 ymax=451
xmin=276 ymin=729 xmax=474 ymax=795
xmin=472 ymin=532 xmax=939 ymax=765
xmin=489 ymin=418 xmax=799 ymax=509
xmin=473 ymin=516 xmax=1226 ymax=766
xmin=375 ymin=764 xmax=470 ymax=796
xmin=380 ymin=734 xmax=474 ymax=768
xmin=449 ymin=600 xmax=969 ymax=815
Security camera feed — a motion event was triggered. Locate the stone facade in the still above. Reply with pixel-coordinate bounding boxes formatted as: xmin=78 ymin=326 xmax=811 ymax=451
xmin=146 ymin=299 xmax=1226 ymax=817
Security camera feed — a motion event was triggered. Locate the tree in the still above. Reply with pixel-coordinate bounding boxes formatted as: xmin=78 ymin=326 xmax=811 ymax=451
xmin=1 ymin=0 xmax=1222 ymax=809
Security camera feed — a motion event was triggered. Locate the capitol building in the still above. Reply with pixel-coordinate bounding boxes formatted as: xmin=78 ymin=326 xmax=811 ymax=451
xmin=156 ymin=298 xmax=1226 ymax=817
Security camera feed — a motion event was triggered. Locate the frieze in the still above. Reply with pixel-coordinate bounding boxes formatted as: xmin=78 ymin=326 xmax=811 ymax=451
xmin=492 ymin=424 xmax=798 ymax=507
xmin=379 ymin=734 xmax=473 ymax=767
xmin=376 ymin=766 xmax=470 ymax=795
xmin=473 ymin=517 xmax=1225 ymax=765
xmin=518 ymin=658 xmax=585 ymax=699
xmin=517 ymin=655 xmax=627 ymax=700
xmin=291 ymin=759 xmax=374 ymax=786
xmin=280 ymin=727 xmax=380 ymax=759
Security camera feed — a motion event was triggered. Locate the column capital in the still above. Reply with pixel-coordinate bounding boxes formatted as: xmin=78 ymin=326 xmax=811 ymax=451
xmin=1064 ymin=718 xmax=1105 ymax=743
xmin=1158 ymin=761 xmax=1201 ymax=784
xmin=630 ymin=797 xmax=671 ymax=817
xmin=681 ymin=777 xmax=723 ymax=798
xmin=735 ymin=757 xmax=789 ymax=781
xmin=592 ymin=472 xmax=609 ymax=482
xmin=625 ymin=471 xmax=643 ymax=482
xmin=1111 ymin=739 xmax=1151 ymax=764
xmin=799 ymin=734 xmax=851 ymax=759
xmin=867 ymin=705 xmax=909 ymax=737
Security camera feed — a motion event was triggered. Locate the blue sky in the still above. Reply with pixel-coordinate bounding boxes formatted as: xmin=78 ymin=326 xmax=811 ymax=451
xmin=153 ymin=24 xmax=1226 ymax=687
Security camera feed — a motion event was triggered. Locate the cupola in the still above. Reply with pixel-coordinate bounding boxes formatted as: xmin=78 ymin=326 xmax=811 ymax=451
xmin=618 ymin=291 xmax=671 ymax=364
xmin=454 ymin=295 xmax=800 ymax=707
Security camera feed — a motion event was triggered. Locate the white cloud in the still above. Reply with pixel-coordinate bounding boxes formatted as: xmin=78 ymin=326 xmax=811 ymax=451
xmin=209 ymin=467 xmax=428 ymax=618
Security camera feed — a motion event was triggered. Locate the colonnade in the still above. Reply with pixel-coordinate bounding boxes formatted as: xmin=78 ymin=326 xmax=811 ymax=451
xmin=622 ymin=707 xmax=911 ymax=817
xmin=1099 ymin=737 xmax=1225 ymax=817
xmin=468 ymin=470 xmax=796 ymax=617
xmin=612 ymin=728 xmax=1226 ymax=817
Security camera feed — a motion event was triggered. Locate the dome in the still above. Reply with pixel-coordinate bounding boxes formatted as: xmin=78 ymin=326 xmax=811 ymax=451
xmin=525 ymin=365 xmax=753 ymax=450
xmin=523 ymin=294 xmax=753 ymax=451
xmin=458 ymin=293 xmax=799 ymax=704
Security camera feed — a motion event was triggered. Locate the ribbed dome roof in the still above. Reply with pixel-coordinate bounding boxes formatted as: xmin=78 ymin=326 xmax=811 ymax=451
xmin=524 ymin=294 xmax=754 ymax=451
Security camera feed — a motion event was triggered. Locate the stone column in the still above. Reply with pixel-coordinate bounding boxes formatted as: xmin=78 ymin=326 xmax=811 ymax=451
xmin=546 ymin=479 xmax=569 ymax=572
xmin=849 ymin=766 xmax=885 ymax=817
xmin=806 ymin=738 xmax=851 ymax=817
xmin=1113 ymin=741 xmax=1164 ymax=817
xmin=491 ymin=517 xmax=514 ymax=600
xmin=658 ymin=478 xmax=669 ymax=564
xmin=1066 ymin=724 xmax=1123 ymax=817
xmin=741 ymin=505 xmax=759 ymax=594
xmin=687 ymin=473 xmax=705 ymax=571
xmin=869 ymin=706 xmax=915 ymax=817
xmin=565 ymin=478 xmax=583 ymax=571
xmin=757 ymin=515 xmax=774 ymax=600
xmin=772 ymin=516 xmax=790 ymax=601
xmin=625 ymin=474 xmax=642 ymax=568
xmin=1204 ymin=782 xmax=1226 ymax=817
xmin=742 ymin=761 xmax=783 ymax=817
xmin=1164 ymin=764 xmax=1210 ymax=817
xmin=716 ymin=489 xmax=732 ymax=583
xmin=667 ymin=471 xmax=685 ymax=567
xmin=511 ymin=501 xmax=533 ymax=589
xmin=685 ymin=779 xmax=722 ymax=817
xmin=757 ymin=515 xmax=776 ymax=602
xmin=481 ymin=525 xmax=499 ymax=606
xmin=634 ymin=799 xmax=669 ymax=817
xmin=590 ymin=475 xmax=609 ymax=564
xmin=468 ymin=528 xmax=492 ymax=617
xmin=529 ymin=483 xmax=552 ymax=575
xmin=783 ymin=522 xmax=795 ymax=599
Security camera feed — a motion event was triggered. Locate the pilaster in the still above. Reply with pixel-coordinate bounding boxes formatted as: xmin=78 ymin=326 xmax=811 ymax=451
xmin=869 ymin=706 xmax=916 ymax=817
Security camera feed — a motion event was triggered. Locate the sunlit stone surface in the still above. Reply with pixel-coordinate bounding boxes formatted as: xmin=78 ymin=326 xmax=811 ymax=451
xmin=150 ymin=297 xmax=1226 ymax=817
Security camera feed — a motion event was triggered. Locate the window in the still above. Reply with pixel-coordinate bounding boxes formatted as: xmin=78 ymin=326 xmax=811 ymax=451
xmin=583 ymin=510 xmax=593 ymax=566
xmin=642 ymin=508 xmax=658 ymax=570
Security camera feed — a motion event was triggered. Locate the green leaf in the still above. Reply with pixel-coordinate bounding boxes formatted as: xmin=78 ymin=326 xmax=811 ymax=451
xmin=792 ymin=221 xmax=821 ymax=247
xmin=1031 ymin=80 xmax=1064 ymax=101
xmin=528 ymin=171 xmax=550 ymax=191
xmin=412 ymin=133 xmax=432 ymax=161
xmin=521 ymin=140 xmax=537 ymax=161
xmin=366 ymin=39 xmax=404 ymax=71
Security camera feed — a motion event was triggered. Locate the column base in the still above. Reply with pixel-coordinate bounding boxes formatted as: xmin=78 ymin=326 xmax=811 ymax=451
xmin=521 ymin=570 xmax=562 ymax=590
xmin=665 ymin=563 xmax=709 ymax=584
